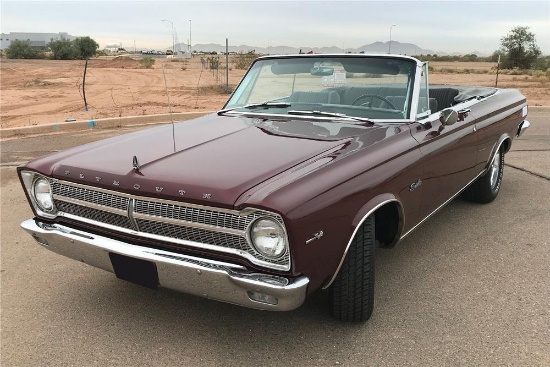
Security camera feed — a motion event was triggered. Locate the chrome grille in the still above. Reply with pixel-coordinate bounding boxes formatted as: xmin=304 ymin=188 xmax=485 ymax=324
xmin=55 ymin=201 xmax=134 ymax=230
xmin=136 ymin=219 xmax=247 ymax=249
xmin=134 ymin=200 xmax=249 ymax=230
xmin=52 ymin=184 xmax=128 ymax=211
xmin=50 ymin=180 xmax=290 ymax=270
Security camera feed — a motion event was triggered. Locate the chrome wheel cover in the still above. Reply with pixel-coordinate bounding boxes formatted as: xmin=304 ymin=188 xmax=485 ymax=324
xmin=489 ymin=151 xmax=501 ymax=189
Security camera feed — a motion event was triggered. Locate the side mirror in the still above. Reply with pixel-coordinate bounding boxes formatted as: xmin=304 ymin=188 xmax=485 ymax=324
xmin=440 ymin=109 xmax=458 ymax=126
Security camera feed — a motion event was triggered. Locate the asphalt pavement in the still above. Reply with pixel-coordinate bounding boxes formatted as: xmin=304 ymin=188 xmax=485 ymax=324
xmin=1 ymin=109 xmax=549 ymax=366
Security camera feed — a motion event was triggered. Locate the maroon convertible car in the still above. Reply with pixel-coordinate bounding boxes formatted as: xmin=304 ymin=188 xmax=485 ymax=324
xmin=19 ymin=54 xmax=529 ymax=322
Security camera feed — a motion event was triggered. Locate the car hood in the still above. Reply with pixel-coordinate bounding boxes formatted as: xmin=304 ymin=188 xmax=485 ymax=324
xmin=28 ymin=114 xmax=366 ymax=207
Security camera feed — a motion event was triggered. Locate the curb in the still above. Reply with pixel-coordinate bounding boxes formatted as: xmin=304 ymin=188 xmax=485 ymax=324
xmin=1 ymin=107 xmax=548 ymax=140
xmin=0 ymin=112 xmax=214 ymax=140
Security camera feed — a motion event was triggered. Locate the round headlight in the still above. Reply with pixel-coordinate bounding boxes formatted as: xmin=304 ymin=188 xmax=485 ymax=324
xmin=33 ymin=178 xmax=54 ymax=212
xmin=250 ymin=218 xmax=287 ymax=258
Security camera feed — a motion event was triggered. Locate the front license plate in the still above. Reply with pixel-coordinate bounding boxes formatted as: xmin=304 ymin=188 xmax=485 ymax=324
xmin=109 ymin=253 xmax=159 ymax=290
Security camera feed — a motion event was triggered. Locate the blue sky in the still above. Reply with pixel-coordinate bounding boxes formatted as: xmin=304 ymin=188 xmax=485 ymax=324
xmin=2 ymin=0 xmax=549 ymax=54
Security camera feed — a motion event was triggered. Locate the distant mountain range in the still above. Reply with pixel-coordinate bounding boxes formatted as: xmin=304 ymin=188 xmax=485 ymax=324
xmin=173 ymin=41 xmax=485 ymax=57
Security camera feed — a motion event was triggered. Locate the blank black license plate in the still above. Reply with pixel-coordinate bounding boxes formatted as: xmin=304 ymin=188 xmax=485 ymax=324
xmin=109 ymin=253 xmax=159 ymax=290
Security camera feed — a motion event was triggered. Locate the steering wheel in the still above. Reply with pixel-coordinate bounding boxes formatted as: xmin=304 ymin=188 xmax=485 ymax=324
xmin=351 ymin=94 xmax=397 ymax=110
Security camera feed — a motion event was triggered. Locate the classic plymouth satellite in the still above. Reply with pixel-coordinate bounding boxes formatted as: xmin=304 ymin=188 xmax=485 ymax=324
xmin=19 ymin=54 xmax=529 ymax=322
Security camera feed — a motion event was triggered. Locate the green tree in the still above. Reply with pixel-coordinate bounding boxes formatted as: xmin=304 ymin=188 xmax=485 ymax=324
xmin=5 ymin=40 xmax=38 ymax=59
xmin=73 ymin=36 xmax=99 ymax=59
xmin=500 ymin=26 xmax=541 ymax=69
xmin=48 ymin=39 xmax=76 ymax=60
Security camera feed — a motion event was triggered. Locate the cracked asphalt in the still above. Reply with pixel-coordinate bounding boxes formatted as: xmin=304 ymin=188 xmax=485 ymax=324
xmin=1 ymin=109 xmax=549 ymax=366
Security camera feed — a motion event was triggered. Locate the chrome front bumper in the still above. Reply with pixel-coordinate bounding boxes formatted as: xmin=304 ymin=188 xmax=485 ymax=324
xmin=21 ymin=219 xmax=309 ymax=311
xmin=517 ymin=120 xmax=530 ymax=137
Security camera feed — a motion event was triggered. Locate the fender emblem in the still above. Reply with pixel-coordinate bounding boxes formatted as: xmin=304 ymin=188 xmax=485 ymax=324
xmin=134 ymin=184 xmax=141 ymax=190
xmin=178 ymin=190 xmax=186 ymax=196
xmin=305 ymin=231 xmax=324 ymax=245
xmin=79 ymin=173 xmax=85 ymax=179
xmin=95 ymin=177 xmax=102 ymax=182
xmin=409 ymin=178 xmax=422 ymax=191
xmin=156 ymin=187 xmax=163 ymax=193
xmin=203 ymin=194 xmax=212 ymax=199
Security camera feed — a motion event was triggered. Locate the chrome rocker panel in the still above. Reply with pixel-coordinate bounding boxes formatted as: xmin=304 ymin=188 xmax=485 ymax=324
xmin=21 ymin=219 xmax=309 ymax=311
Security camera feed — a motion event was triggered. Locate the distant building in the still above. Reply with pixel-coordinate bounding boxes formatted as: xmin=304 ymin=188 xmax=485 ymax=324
xmin=104 ymin=43 xmax=126 ymax=53
xmin=0 ymin=32 xmax=76 ymax=50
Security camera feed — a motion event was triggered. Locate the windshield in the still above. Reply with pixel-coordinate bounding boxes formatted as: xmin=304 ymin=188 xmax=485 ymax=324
xmin=223 ymin=56 xmax=416 ymax=121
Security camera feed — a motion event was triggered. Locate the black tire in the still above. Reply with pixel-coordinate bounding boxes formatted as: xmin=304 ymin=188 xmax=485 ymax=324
xmin=329 ymin=216 xmax=375 ymax=322
xmin=463 ymin=147 xmax=505 ymax=203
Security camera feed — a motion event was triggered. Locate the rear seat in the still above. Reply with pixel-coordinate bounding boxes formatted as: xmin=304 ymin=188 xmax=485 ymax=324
xmin=429 ymin=87 xmax=459 ymax=111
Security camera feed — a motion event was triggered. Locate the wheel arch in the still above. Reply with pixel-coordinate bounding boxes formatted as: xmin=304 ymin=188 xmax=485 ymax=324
xmin=322 ymin=194 xmax=404 ymax=289
xmin=486 ymin=134 xmax=511 ymax=172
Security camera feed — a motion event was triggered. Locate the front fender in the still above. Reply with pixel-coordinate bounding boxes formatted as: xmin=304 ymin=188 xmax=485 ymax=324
xmin=322 ymin=194 xmax=404 ymax=289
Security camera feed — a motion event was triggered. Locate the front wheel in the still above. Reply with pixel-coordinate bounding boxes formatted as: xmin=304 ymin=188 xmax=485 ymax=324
xmin=463 ymin=147 xmax=505 ymax=203
xmin=329 ymin=216 xmax=375 ymax=322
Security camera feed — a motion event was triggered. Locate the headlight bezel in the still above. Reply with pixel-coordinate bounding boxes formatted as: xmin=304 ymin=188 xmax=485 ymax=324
xmin=248 ymin=216 xmax=289 ymax=260
xmin=20 ymin=171 xmax=58 ymax=219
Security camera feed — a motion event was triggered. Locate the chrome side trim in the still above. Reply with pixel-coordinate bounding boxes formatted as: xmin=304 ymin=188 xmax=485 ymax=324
xmin=400 ymin=170 xmax=485 ymax=240
xmin=21 ymin=219 xmax=309 ymax=311
xmin=322 ymin=199 xmax=402 ymax=289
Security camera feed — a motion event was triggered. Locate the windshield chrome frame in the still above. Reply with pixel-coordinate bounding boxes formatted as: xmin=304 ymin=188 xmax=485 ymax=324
xmin=222 ymin=54 xmax=425 ymax=124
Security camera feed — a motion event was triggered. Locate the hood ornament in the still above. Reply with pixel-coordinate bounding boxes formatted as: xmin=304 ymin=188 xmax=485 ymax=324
xmin=133 ymin=155 xmax=140 ymax=172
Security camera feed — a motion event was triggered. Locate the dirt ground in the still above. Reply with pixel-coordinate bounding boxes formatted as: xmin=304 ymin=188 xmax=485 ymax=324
xmin=1 ymin=58 xmax=548 ymax=129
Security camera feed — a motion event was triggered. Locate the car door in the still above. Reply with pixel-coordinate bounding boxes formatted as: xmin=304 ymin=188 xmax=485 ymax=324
xmin=410 ymin=111 xmax=478 ymax=218
xmin=409 ymin=65 xmax=478 ymax=218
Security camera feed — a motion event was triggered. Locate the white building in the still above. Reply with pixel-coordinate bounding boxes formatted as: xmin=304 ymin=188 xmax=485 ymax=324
xmin=0 ymin=32 xmax=76 ymax=50
xmin=104 ymin=43 xmax=125 ymax=53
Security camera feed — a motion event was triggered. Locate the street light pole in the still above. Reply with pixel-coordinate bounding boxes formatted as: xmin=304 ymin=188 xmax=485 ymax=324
xmin=161 ymin=19 xmax=175 ymax=54
xmin=189 ymin=19 xmax=192 ymax=55
xmin=389 ymin=24 xmax=396 ymax=54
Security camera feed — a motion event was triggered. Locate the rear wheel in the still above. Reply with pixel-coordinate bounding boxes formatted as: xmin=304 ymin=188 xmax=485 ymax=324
xmin=329 ymin=216 xmax=375 ymax=322
xmin=463 ymin=147 xmax=505 ymax=203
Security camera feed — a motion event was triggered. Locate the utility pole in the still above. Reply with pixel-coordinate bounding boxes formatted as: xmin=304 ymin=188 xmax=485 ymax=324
xmin=189 ymin=19 xmax=192 ymax=56
xmin=161 ymin=19 xmax=175 ymax=53
xmin=226 ymin=37 xmax=229 ymax=94
xmin=389 ymin=24 xmax=396 ymax=54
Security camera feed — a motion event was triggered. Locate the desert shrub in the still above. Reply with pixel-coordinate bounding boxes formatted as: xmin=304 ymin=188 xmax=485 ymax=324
xmin=206 ymin=56 xmax=219 ymax=69
xmin=139 ymin=56 xmax=155 ymax=68
xmin=508 ymin=68 xmax=524 ymax=75
xmin=74 ymin=36 xmax=99 ymax=59
xmin=197 ymin=83 xmax=231 ymax=94
xmin=48 ymin=39 xmax=77 ymax=60
xmin=6 ymin=40 xmax=39 ymax=59
xmin=233 ymin=51 xmax=258 ymax=70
